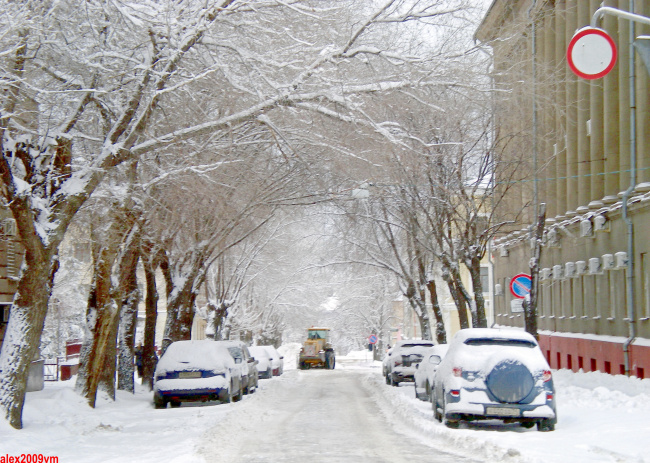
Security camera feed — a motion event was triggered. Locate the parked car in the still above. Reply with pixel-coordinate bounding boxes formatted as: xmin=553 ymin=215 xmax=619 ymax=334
xmin=414 ymin=344 xmax=449 ymax=401
xmin=249 ymin=346 xmax=273 ymax=379
xmin=384 ymin=339 xmax=436 ymax=386
xmin=258 ymin=345 xmax=284 ymax=376
xmin=216 ymin=340 xmax=258 ymax=394
xmin=432 ymin=328 xmax=557 ymax=431
xmin=153 ymin=340 xmax=243 ymax=408
xmin=382 ymin=346 xmax=394 ymax=378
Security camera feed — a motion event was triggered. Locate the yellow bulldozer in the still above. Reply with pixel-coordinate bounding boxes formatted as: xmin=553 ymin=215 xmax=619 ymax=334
xmin=298 ymin=327 xmax=336 ymax=369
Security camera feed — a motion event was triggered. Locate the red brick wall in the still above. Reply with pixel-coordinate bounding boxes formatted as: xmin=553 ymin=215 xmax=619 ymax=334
xmin=538 ymin=333 xmax=650 ymax=379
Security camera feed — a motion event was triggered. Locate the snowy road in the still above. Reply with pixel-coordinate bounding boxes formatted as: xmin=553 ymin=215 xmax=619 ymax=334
xmin=198 ymin=368 xmax=482 ymax=463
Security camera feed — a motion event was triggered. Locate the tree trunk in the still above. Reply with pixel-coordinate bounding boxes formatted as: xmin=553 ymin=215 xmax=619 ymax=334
xmin=77 ymin=221 xmax=139 ymax=406
xmin=162 ymin=282 xmax=198 ymax=353
xmin=426 ymin=280 xmax=447 ymax=344
xmin=0 ymin=250 xmax=58 ymax=429
xmin=526 ymin=203 xmax=546 ymax=339
xmin=117 ymin=244 xmax=141 ymax=393
xmin=404 ymin=281 xmax=432 ymax=340
xmin=76 ymin=227 xmax=120 ymax=407
xmin=141 ymin=258 xmax=159 ymax=390
xmin=467 ymin=255 xmax=488 ymax=328
xmin=442 ymin=268 xmax=470 ymax=330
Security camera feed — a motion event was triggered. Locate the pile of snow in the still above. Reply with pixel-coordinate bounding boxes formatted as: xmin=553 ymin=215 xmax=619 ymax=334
xmin=277 ymin=342 xmax=301 ymax=370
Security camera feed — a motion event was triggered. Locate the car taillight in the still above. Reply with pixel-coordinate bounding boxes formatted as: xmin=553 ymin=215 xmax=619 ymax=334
xmin=394 ymin=359 xmax=402 ymax=366
xmin=546 ymin=393 xmax=554 ymax=401
xmin=450 ymin=389 xmax=460 ymax=398
xmin=542 ymin=370 xmax=552 ymax=382
xmin=452 ymin=367 xmax=462 ymax=377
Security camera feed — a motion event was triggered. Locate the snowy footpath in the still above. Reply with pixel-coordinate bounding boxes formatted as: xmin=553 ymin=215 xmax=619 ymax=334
xmin=0 ymin=347 xmax=649 ymax=462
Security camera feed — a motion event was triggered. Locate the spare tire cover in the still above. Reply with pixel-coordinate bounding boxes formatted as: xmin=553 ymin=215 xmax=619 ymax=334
xmin=486 ymin=360 xmax=534 ymax=403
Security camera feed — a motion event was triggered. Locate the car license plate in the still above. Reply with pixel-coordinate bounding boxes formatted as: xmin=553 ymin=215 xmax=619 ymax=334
xmin=179 ymin=371 xmax=201 ymax=379
xmin=486 ymin=407 xmax=520 ymax=417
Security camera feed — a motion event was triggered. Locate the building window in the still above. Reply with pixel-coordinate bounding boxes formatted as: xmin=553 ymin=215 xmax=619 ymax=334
xmin=609 ymin=270 xmax=626 ymax=320
xmin=562 ymin=279 xmax=572 ymax=318
xmin=552 ymin=280 xmax=561 ymax=318
xmin=596 ymin=273 xmax=609 ymax=319
xmin=480 ymin=266 xmax=490 ymax=293
xmin=574 ymin=276 xmax=584 ymax=318
xmin=0 ymin=304 xmax=10 ymax=323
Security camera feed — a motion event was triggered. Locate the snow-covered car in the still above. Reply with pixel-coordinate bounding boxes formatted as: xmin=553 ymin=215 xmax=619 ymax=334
xmin=153 ymin=340 xmax=243 ymax=408
xmin=259 ymin=345 xmax=284 ymax=376
xmin=414 ymin=344 xmax=449 ymax=401
xmin=216 ymin=340 xmax=258 ymax=394
xmin=382 ymin=347 xmax=394 ymax=377
xmin=249 ymin=346 xmax=273 ymax=379
xmin=432 ymin=328 xmax=557 ymax=431
xmin=384 ymin=339 xmax=436 ymax=386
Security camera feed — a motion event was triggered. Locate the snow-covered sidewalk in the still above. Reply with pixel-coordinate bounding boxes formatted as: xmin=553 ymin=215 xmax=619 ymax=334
xmin=344 ymin=350 xmax=650 ymax=462
xmin=1 ymin=350 xmax=649 ymax=462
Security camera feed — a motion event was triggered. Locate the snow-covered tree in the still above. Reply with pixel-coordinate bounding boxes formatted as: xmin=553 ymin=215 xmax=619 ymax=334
xmin=0 ymin=0 xmax=476 ymax=428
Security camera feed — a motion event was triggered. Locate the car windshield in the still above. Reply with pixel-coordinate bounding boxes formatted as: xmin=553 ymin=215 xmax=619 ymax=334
xmin=464 ymin=338 xmax=536 ymax=348
xmin=227 ymin=347 xmax=245 ymax=360
xmin=308 ymin=330 xmax=328 ymax=339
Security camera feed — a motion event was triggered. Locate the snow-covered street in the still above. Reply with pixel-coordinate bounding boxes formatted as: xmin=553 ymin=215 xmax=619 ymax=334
xmin=2 ymin=349 xmax=650 ymax=462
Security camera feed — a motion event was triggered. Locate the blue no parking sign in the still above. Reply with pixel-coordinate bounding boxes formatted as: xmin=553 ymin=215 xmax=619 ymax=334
xmin=509 ymin=274 xmax=532 ymax=299
xmin=368 ymin=335 xmax=378 ymax=345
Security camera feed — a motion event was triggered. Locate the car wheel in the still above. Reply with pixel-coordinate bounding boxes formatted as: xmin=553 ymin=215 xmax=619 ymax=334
xmin=233 ymin=382 xmax=243 ymax=402
xmin=169 ymin=401 xmax=181 ymax=408
xmin=390 ymin=375 xmax=399 ymax=387
xmin=537 ymin=419 xmax=555 ymax=432
xmin=521 ymin=421 xmax=535 ymax=429
xmin=325 ymin=352 xmax=333 ymax=369
xmin=385 ymin=374 xmax=391 ymax=385
xmin=433 ymin=396 xmax=442 ymax=422
xmin=220 ymin=388 xmax=232 ymax=404
xmin=266 ymin=368 xmax=272 ymax=378
xmin=442 ymin=394 xmax=459 ymax=429
xmin=153 ymin=392 xmax=166 ymax=409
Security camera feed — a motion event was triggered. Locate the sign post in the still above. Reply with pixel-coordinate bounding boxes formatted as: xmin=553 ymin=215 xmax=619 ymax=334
xmin=368 ymin=334 xmax=378 ymax=354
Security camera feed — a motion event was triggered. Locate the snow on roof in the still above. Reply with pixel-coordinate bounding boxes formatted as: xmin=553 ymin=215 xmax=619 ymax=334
xmin=248 ymin=346 xmax=271 ymax=358
xmin=451 ymin=327 xmax=538 ymax=345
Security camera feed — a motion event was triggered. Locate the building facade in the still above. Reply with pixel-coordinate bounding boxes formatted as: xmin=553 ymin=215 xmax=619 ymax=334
xmin=477 ymin=0 xmax=650 ymax=377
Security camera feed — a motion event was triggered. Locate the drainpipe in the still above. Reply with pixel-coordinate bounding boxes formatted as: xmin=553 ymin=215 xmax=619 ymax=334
xmin=622 ymin=1 xmax=637 ymax=378
xmin=592 ymin=3 xmax=644 ymax=376
xmin=528 ymin=0 xmax=538 ymax=216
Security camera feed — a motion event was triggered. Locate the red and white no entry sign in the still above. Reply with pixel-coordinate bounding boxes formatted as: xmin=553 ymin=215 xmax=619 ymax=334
xmin=567 ymin=26 xmax=617 ymax=80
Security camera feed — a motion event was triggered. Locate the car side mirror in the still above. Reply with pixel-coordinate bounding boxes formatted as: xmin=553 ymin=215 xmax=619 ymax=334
xmin=430 ymin=356 xmax=441 ymax=365
xmin=415 ymin=364 xmax=419 ymax=369
xmin=280 ymin=356 xmax=284 ymax=359
xmin=235 ymin=358 xmax=243 ymax=364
